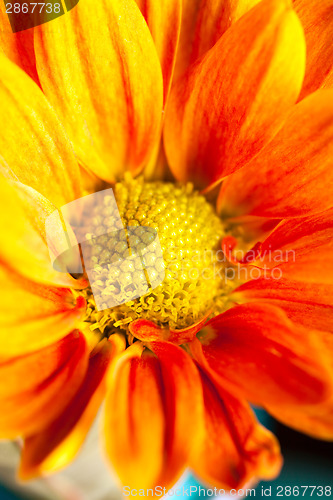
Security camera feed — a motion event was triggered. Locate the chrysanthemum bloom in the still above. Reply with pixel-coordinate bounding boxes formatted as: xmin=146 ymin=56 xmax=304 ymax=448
xmin=0 ymin=0 xmax=333 ymax=493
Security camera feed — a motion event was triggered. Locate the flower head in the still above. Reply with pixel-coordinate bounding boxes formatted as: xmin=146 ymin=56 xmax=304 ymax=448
xmin=0 ymin=0 xmax=333 ymax=493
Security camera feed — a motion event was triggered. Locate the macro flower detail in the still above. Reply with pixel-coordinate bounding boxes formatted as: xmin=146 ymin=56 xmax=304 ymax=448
xmin=77 ymin=177 xmax=227 ymax=337
xmin=0 ymin=0 xmax=332 ymax=495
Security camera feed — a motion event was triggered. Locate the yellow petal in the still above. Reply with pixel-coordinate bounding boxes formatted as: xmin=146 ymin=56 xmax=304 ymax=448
xmin=135 ymin=0 xmax=182 ymax=103
xmin=0 ymin=175 xmax=86 ymax=289
xmin=34 ymin=0 xmax=163 ymax=182
xmin=0 ymin=264 xmax=86 ymax=357
xmin=0 ymin=54 xmax=82 ymax=207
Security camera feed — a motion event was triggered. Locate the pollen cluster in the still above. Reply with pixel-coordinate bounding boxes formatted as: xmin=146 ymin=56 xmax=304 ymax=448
xmin=79 ymin=176 xmax=226 ymax=341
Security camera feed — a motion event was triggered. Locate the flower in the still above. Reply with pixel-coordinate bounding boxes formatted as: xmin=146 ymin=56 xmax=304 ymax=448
xmin=0 ymin=0 xmax=332 ymax=493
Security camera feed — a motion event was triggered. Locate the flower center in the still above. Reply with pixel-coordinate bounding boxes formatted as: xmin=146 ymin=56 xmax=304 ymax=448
xmin=79 ymin=176 xmax=228 ymax=342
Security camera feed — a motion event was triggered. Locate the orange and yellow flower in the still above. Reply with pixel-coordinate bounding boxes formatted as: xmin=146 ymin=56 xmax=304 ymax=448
xmin=0 ymin=0 xmax=333 ymax=493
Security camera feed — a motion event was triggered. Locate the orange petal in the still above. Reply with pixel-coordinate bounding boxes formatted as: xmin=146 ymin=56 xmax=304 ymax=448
xmin=0 ymin=331 xmax=89 ymax=439
xmin=0 ymin=176 xmax=86 ymax=289
xmin=0 ymin=264 xmax=86 ymax=357
xmin=233 ymin=278 xmax=333 ymax=332
xmin=104 ymin=344 xmax=165 ymax=489
xmin=34 ymin=0 xmax=163 ymax=182
xmin=191 ymin=370 xmax=282 ymax=489
xmin=219 ymin=89 xmax=333 ymax=218
xmin=0 ymin=4 xmax=38 ymax=84
xmin=268 ymin=399 xmax=333 ymax=441
xmin=254 ymin=208 xmax=333 ymax=284
xmin=19 ymin=337 xmax=124 ymax=479
xmin=149 ymin=342 xmax=203 ymax=487
xmin=135 ymin=0 xmax=181 ymax=103
xmin=192 ymin=303 xmax=332 ymax=408
xmin=105 ymin=341 xmax=203 ymax=489
xmin=267 ymin=330 xmax=333 ymax=439
xmin=164 ymin=0 xmax=305 ymax=189
xmin=129 ymin=312 xmax=210 ymax=344
xmin=0 ymin=53 xmax=81 ymax=207
xmin=294 ymin=0 xmax=333 ymax=99
xmin=174 ymin=0 xmax=261 ymax=82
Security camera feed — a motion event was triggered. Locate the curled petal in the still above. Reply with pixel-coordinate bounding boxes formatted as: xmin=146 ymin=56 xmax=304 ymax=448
xmin=191 ymin=370 xmax=282 ymax=489
xmin=219 ymin=90 xmax=333 ymax=218
xmin=34 ymin=0 xmax=163 ymax=182
xmin=0 ymin=332 xmax=89 ymax=438
xmin=192 ymin=303 xmax=332 ymax=408
xmin=164 ymin=0 xmax=305 ymax=188
xmin=129 ymin=312 xmax=210 ymax=344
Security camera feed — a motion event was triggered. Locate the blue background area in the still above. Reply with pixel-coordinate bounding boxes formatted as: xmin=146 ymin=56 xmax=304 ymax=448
xmin=1 ymin=411 xmax=332 ymax=499
xmin=0 ymin=485 xmax=17 ymax=500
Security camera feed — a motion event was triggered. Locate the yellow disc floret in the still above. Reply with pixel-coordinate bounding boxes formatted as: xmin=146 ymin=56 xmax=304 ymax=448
xmin=80 ymin=176 xmax=227 ymax=340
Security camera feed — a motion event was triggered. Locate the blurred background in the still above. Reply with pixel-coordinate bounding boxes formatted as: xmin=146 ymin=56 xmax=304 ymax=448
xmin=0 ymin=411 xmax=332 ymax=500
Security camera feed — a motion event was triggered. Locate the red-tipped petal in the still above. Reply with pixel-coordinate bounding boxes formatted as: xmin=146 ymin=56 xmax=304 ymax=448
xmin=254 ymin=208 xmax=333 ymax=284
xmin=294 ymin=0 xmax=333 ymax=99
xmin=233 ymin=278 xmax=333 ymax=332
xmin=174 ymin=0 xmax=261 ymax=81
xmin=19 ymin=337 xmax=124 ymax=479
xmin=135 ymin=0 xmax=181 ymax=103
xmin=219 ymin=90 xmax=333 ymax=218
xmin=193 ymin=303 xmax=332 ymax=408
xmin=104 ymin=342 xmax=203 ymax=489
xmin=0 ymin=4 xmax=38 ymax=84
xmin=267 ymin=328 xmax=333 ymax=438
xmin=104 ymin=346 xmax=165 ymax=489
xmin=0 ymin=332 xmax=89 ymax=439
xmin=164 ymin=0 xmax=305 ymax=188
xmin=0 ymin=265 xmax=86 ymax=357
xmin=149 ymin=342 xmax=204 ymax=487
xmin=191 ymin=370 xmax=282 ymax=489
